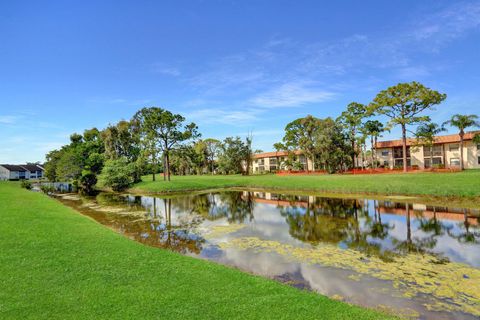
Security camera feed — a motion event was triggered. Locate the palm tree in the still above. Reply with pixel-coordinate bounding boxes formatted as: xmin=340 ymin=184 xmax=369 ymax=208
xmin=415 ymin=122 xmax=446 ymax=168
xmin=363 ymin=120 xmax=385 ymax=168
xmin=443 ymin=114 xmax=480 ymax=170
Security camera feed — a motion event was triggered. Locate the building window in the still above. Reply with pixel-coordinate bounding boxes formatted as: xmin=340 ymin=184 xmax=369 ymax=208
xmin=449 ymin=144 xmax=459 ymax=151
xmin=478 ymin=156 xmax=480 ymax=165
xmin=450 ymin=158 xmax=460 ymax=166
xmin=477 ymin=144 xmax=480 ymax=151
xmin=393 ymin=146 xmax=410 ymax=158
xmin=424 ymin=145 xmax=443 ymax=157
xmin=394 ymin=159 xmax=411 ymax=167
xmin=381 ymin=151 xmax=389 ymax=157
xmin=424 ymin=157 xmax=442 ymax=168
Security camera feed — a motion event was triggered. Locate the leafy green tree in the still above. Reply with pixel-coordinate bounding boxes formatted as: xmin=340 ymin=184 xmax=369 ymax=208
xmin=102 ymin=120 xmax=140 ymax=163
xmin=55 ymin=147 xmax=83 ymax=181
xmin=443 ymin=114 xmax=480 ymax=170
xmin=337 ymin=102 xmax=368 ymax=168
xmin=314 ymin=118 xmax=353 ymax=173
xmin=363 ymin=120 xmax=385 ymax=168
xmin=370 ymin=82 xmax=446 ymax=172
xmin=100 ymin=157 xmax=136 ymax=191
xmin=282 ymin=115 xmax=323 ymax=171
xmin=202 ymin=138 xmax=221 ymax=174
xmin=132 ymin=107 xmax=199 ymax=181
xmin=44 ymin=149 xmax=62 ymax=181
xmin=217 ymin=137 xmax=248 ymax=174
xmin=170 ymin=144 xmax=200 ymax=175
xmin=414 ymin=122 xmax=446 ymax=168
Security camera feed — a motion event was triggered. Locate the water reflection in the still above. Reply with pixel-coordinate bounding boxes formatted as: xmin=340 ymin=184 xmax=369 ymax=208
xmin=55 ymin=191 xmax=480 ymax=319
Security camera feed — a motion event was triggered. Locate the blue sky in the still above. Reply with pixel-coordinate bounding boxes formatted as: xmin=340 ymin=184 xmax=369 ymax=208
xmin=1 ymin=0 xmax=480 ymax=163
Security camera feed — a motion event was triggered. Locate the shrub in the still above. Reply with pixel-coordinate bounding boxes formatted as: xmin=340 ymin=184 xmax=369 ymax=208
xmin=40 ymin=185 xmax=55 ymax=194
xmin=100 ymin=158 xmax=135 ymax=192
xmin=21 ymin=180 xmax=32 ymax=190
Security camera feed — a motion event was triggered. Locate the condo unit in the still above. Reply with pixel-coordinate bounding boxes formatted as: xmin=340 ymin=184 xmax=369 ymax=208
xmin=252 ymin=151 xmax=314 ymax=173
xmin=375 ymin=132 xmax=480 ymax=169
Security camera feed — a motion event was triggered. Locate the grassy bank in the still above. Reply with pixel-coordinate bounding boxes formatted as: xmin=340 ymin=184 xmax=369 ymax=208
xmin=0 ymin=182 xmax=391 ymax=320
xmin=132 ymin=170 xmax=480 ymax=198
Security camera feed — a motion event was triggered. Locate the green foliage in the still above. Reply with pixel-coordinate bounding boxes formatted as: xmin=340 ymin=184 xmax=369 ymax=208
xmin=443 ymin=114 xmax=480 ymax=135
xmin=43 ymin=127 xmax=105 ymax=195
xmin=100 ymin=158 xmax=136 ymax=192
xmin=370 ymin=82 xmax=446 ymax=127
xmin=79 ymin=170 xmax=97 ymax=195
xmin=20 ymin=180 xmax=32 ymax=190
xmin=414 ymin=122 xmax=446 ymax=149
xmin=132 ymin=107 xmax=200 ymax=181
xmin=473 ymin=133 xmax=480 ymax=145
xmin=217 ymin=136 xmax=253 ymax=175
xmin=102 ymin=120 xmax=141 ymax=162
xmin=369 ymin=82 xmax=446 ymax=171
xmin=282 ymin=115 xmax=322 ymax=171
xmin=39 ymin=184 xmax=55 ymax=194
xmin=279 ymin=116 xmax=352 ymax=173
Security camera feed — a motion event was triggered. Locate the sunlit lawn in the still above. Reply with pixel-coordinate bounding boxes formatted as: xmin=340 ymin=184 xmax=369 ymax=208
xmin=0 ymin=182 xmax=392 ymax=320
xmin=132 ymin=170 xmax=480 ymax=197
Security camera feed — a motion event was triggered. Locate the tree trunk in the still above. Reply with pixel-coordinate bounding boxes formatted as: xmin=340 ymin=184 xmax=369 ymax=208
xmin=351 ymin=139 xmax=356 ymax=169
xmin=402 ymin=124 xmax=408 ymax=173
xmin=370 ymin=136 xmax=374 ymax=168
xmin=165 ymin=151 xmax=171 ymax=181
xmin=460 ymin=131 xmax=465 ymax=170
xmin=152 ymin=154 xmax=156 ymax=181
xmin=162 ymin=155 xmax=166 ymax=181
xmin=374 ymin=136 xmax=378 ymax=168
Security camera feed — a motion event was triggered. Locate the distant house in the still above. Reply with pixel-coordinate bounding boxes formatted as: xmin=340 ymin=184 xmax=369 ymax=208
xmin=0 ymin=164 xmax=44 ymax=181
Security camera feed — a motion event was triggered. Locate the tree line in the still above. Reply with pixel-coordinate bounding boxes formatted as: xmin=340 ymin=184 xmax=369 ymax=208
xmin=44 ymin=107 xmax=257 ymax=194
xmin=274 ymin=81 xmax=479 ymax=173
xmin=44 ymin=81 xmax=480 ymax=194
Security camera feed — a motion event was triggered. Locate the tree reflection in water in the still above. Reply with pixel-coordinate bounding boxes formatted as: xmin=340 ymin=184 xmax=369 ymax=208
xmin=58 ymin=191 xmax=480 ymax=264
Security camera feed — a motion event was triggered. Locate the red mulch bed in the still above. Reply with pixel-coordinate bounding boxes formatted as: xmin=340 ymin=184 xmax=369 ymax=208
xmin=276 ymin=167 xmax=461 ymax=176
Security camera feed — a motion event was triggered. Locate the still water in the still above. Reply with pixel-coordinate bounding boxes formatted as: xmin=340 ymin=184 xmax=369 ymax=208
xmin=55 ymin=191 xmax=480 ymax=319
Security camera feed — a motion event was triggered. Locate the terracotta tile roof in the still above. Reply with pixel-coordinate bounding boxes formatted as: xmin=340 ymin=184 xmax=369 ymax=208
xmin=253 ymin=150 xmax=303 ymax=159
xmin=375 ymin=131 xmax=480 ymax=148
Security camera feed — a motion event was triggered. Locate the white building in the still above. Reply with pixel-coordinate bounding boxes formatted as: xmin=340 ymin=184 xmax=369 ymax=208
xmin=0 ymin=164 xmax=44 ymax=181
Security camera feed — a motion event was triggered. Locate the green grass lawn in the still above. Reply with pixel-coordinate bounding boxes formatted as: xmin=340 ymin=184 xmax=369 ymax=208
xmin=132 ymin=170 xmax=480 ymax=198
xmin=0 ymin=182 xmax=392 ymax=320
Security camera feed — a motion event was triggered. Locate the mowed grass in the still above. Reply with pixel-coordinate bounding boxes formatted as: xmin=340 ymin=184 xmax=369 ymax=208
xmin=0 ymin=182 xmax=392 ymax=320
xmin=132 ymin=170 xmax=480 ymax=197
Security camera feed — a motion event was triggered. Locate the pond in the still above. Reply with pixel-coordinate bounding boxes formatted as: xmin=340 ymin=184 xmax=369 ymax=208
xmin=55 ymin=190 xmax=480 ymax=320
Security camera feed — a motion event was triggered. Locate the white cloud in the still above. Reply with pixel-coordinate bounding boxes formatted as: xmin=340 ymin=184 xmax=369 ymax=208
xmin=250 ymin=82 xmax=335 ymax=108
xmin=395 ymin=66 xmax=431 ymax=80
xmin=151 ymin=64 xmax=181 ymax=77
xmin=188 ymin=108 xmax=261 ymax=125
xmin=411 ymin=1 xmax=480 ymax=46
xmin=0 ymin=115 xmax=18 ymax=124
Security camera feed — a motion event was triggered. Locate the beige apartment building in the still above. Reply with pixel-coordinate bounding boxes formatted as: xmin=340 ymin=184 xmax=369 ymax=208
xmin=375 ymin=132 xmax=480 ymax=169
xmin=252 ymin=151 xmax=314 ymax=173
